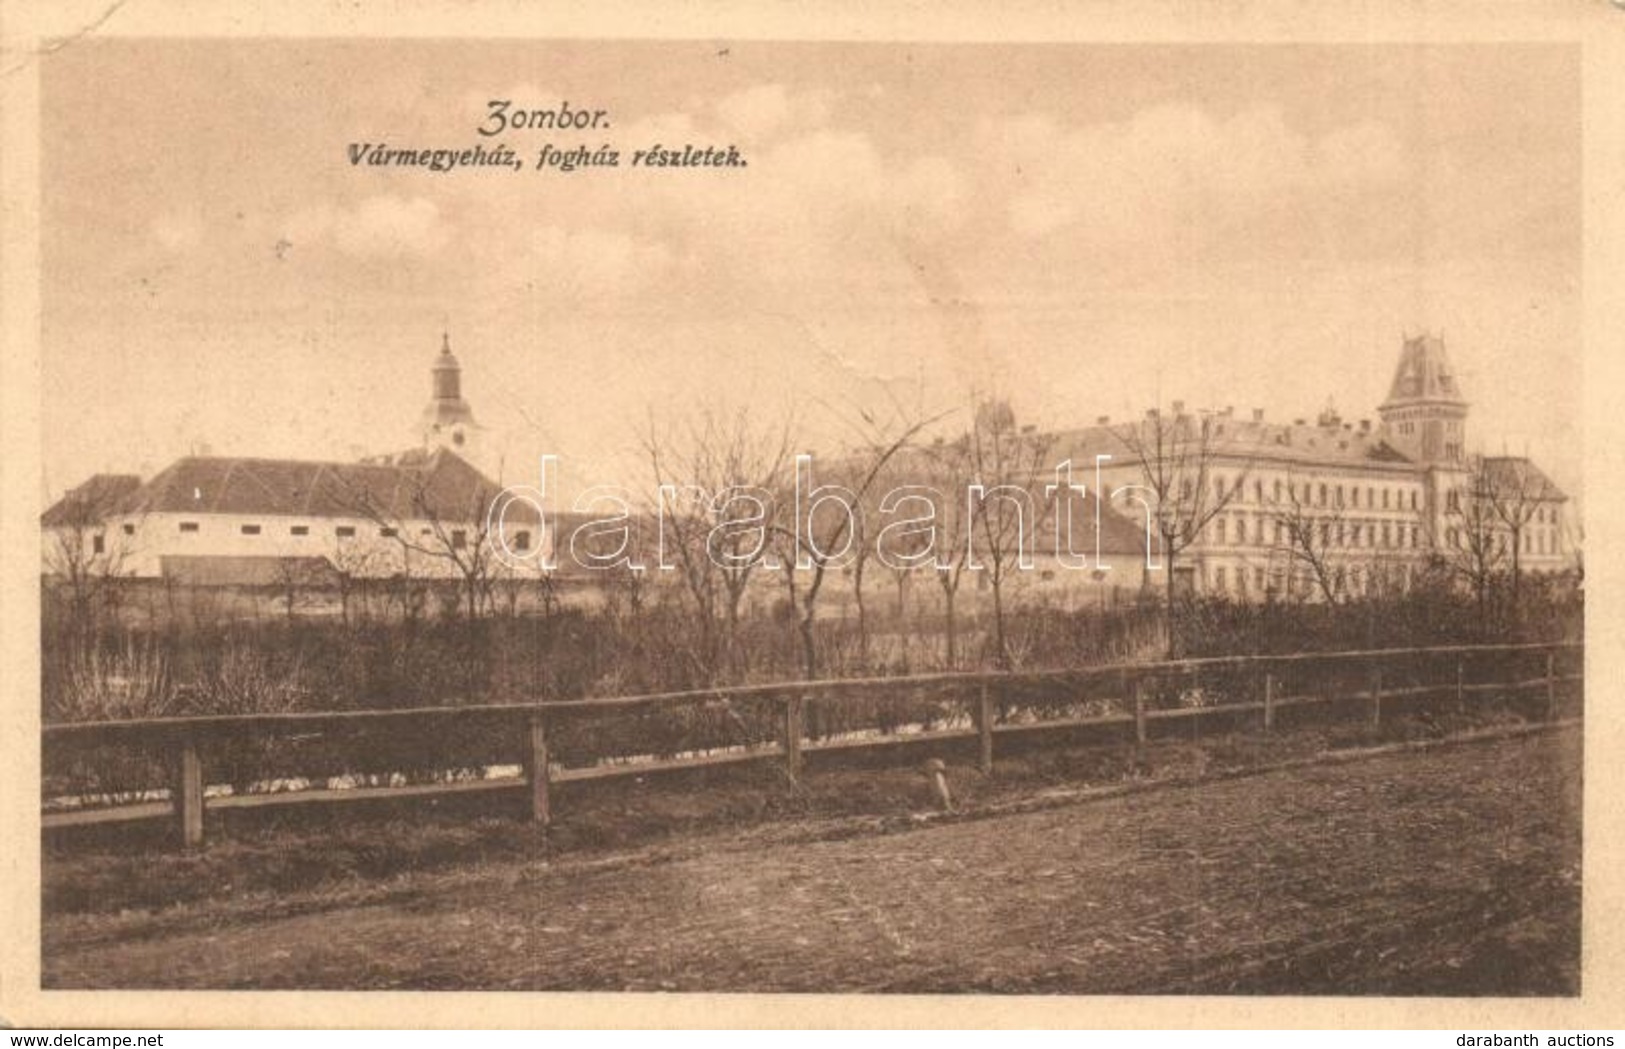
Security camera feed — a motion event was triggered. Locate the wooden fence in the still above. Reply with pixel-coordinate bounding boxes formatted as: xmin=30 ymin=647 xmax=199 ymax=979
xmin=41 ymin=641 xmax=1582 ymax=847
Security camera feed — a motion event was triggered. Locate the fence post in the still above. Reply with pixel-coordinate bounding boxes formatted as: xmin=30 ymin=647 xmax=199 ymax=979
xmin=1369 ymin=666 xmax=1383 ymax=729
xmin=523 ymin=712 xmax=551 ymax=826
xmin=1133 ymin=673 xmax=1147 ymax=746
xmin=784 ymin=694 xmax=804 ymax=784
xmin=1545 ymin=651 xmax=1558 ymax=720
xmin=976 ymin=682 xmax=995 ymax=775
xmin=176 ymin=736 xmax=204 ymax=848
xmin=1263 ymin=672 xmax=1275 ymax=733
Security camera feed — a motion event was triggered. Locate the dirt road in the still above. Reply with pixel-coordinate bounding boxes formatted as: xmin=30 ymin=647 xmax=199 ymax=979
xmin=43 ymin=727 xmax=1581 ymax=994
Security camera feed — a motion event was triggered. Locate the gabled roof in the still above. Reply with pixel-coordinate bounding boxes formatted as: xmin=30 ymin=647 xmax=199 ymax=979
xmin=1052 ymin=416 xmax=1416 ymax=472
xmin=56 ymin=449 xmax=537 ymax=525
xmin=1478 ymin=456 xmax=1567 ymax=502
xmin=1382 ymin=334 xmax=1467 ymax=408
xmin=40 ymin=474 xmax=142 ymax=527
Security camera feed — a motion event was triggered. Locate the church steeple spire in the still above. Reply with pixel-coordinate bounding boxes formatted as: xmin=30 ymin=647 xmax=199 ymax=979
xmin=420 ymin=332 xmax=479 ymax=455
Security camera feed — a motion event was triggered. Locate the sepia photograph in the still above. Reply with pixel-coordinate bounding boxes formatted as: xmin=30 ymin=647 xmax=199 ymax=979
xmin=4 ymin=2 xmax=1622 ymax=1029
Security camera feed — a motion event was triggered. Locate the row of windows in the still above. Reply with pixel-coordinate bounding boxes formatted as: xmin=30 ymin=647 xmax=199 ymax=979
xmin=1208 ymin=476 xmax=1419 ymax=512
xmin=161 ymin=520 xmax=534 ymax=550
xmin=93 ymin=522 xmax=542 ymax=554
xmin=1208 ymin=516 xmax=1422 ymax=550
xmin=1443 ymin=527 xmax=1562 ymax=556
xmin=1444 ymin=491 xmax=1563 ymax=525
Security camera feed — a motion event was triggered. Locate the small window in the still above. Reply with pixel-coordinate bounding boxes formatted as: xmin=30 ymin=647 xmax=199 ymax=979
xmin=179 ymin=521 xmax=199 ymax=533
xmin=513 ymin=530 xmax=531 ymax=551
xmin=241 ymin=524 xmax=261 ymax=536
xmin=92 ymin=534 xmax=105 ymax=554
xmin=122 ymin=523 xmax=135 ymax=536
xmin=290 ymin=525 xmax=310 ymax=536
xmin=380 ymin=527 xmax=398 ymax=538
xmin=336 ymin=526 xmax=356 ymax=538
xmin=451 ymin=529 xmax=468 ymax=550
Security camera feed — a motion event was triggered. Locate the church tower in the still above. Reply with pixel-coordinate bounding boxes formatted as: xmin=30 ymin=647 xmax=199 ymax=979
xmin=419 ymin=333 xmax=481 ymax=459
xmin=1377 ymin=334 xmax=1468 ymax=465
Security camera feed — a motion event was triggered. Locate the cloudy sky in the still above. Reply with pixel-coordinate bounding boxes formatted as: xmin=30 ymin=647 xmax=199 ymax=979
xmin=40 ymin=40 xmax=1580 ymax=500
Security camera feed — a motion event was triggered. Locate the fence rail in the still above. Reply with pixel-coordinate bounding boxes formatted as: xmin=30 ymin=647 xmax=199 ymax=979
xmin=41 ymin=642 xmax=1583 ymax=847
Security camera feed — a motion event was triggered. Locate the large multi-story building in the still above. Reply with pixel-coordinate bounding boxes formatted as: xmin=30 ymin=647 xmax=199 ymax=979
xmin=1053 ymin=335 xmax=1571 ymax=601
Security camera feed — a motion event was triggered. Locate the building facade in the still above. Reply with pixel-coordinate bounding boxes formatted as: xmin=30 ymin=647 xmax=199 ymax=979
xmin=1060 ymin=336 xmax=1571 ymax=602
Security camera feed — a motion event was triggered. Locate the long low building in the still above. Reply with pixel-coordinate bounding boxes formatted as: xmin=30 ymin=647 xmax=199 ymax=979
xmin=41 ymin=338 xmax=544 ymax=586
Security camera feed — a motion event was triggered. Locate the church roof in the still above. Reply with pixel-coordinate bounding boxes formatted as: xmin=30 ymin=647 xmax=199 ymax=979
xmin=88 ymin=448 xmax=535 ymax=524
xmin=1381 ymin=334 xmax=1467 ymax=408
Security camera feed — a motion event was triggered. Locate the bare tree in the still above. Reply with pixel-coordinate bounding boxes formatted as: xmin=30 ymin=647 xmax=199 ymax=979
xmin=326 ymin=456 xmax=512 ymax=622
xmin=967 ymin=401 xmax=1056 ymax=670
xmin=922 ymin=436 xmax=976 ymax=670
xmin=1266 ymin=471 xmax=1351 ymax=605
xmin=642 ymin=405 xmax=795 ymax=683
xmin=42 ymin=477 xmax=143 ymax=644
xmin=1441 ymin=468 xmax=1509 ymax=637
xmin=1474 ymin=455 xmax=1560 ymax=625
xmin=774 ymin=411 xmax=935 ymax=681
xmin=1113 ymin=406 xmax=1250 ymax=656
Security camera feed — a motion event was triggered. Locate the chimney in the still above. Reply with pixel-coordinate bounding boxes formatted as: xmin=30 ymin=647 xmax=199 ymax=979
xmin=1252 ymin=408 xmax=1264 ymax=422
xmin=1146 ymin=408 xmax=1159 ymax=420
xmin=1096 ymin=415 xmax=1110 ymax=426
xmin=1172 ymin=400 xmax=1186 ymax=415
xmin=1224 ymin=406 xmax=1235 ymax=417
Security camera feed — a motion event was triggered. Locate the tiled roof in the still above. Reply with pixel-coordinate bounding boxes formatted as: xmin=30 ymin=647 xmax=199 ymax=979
xmin=40 ymin=474 xmax=142 ymax=527
xmin=1478 ymin=456 xmax=1567 ymax=502
xmin=121 ymin=449 xmax=537 ymax=524
xmin=1053 ymin=417 xmax=1417 ymax=472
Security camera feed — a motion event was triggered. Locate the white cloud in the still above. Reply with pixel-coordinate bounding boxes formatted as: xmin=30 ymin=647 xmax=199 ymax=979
xmin=994 ymin=104 xmax=1407 ymax=243
xmin=713 ymin=83 xmax=832 ymax=142
xmin=491 ymin=225 xmax=675 ymax=305
xmin=283 ymin=195 xmax=451 ymax=258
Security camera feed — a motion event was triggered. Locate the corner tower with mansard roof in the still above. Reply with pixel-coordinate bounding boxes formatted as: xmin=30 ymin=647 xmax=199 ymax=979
xmin=1377 ymin=334 xmax=1469 ymax=465
xmin=419 ymin=332 xmax=482 ymax=462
